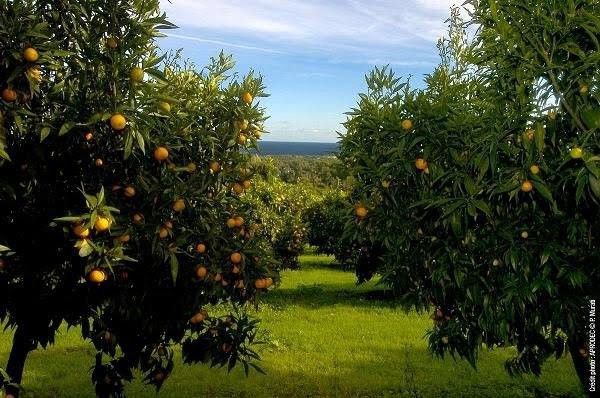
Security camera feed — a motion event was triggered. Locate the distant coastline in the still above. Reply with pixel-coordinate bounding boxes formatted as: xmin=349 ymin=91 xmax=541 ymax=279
xmin=253 ymin=141 xmax=339 ymax=156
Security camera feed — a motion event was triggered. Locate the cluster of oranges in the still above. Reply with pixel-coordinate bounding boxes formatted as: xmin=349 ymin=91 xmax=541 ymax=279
xmin=1 ymin=47 xmax=41 ymax=103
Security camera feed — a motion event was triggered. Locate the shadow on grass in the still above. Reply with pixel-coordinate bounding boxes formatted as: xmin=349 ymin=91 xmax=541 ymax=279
xmin=264 ymin=282 xmax=403 ymax=309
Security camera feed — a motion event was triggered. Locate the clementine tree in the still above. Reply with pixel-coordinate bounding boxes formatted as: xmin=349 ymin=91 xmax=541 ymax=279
xmin=339 ymin=3 xmax=599 ymax=391
xmin=0 ymin=1 xmax=276 ymax=397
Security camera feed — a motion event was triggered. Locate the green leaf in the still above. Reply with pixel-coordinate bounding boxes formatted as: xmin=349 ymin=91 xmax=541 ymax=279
xmin=589 ymin=175 xmax=600 ymax=199
xmin=581 ymin=107 xmax=600 ymax=129
xmin=170 ymin=254 xmax=179 ymax=285
xmin=58 ymin=121 xmax=76 ymax=136
xmin=40 ymin=126 xmax=51 ymax=142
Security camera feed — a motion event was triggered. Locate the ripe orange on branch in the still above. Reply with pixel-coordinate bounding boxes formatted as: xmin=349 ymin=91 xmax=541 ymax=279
xmin=401 ymin=119 xmax=413 ymax=130
xmin=415 ymin=158 xmax=428 ymax=171
xmin=230 ymin=252 xmax=242 ymax=264
xmin=2 ymin=88 xmax=17 ymax=102
xmin=195 ymin=266 xmax=208 ymax=279
xmin=233 ymin=216 xmax=244 ymax=227
xmin=154 ymin=146 xmax=169 ymax=161
xmin=94 ymin=217 xmax=111 ymax=232
xmin=73 ymin=224 xmax=90 ymax=238
xmin=195 ymin=243 xmax=206 ymax=254
xmin=88 ymin=269 xmax=106 ymax=283
xmin=172 ymin=199 xmax=186 ymax=212
xmin=232 ymin=183 xmax=244 ymax=195
xmin=158 ymin=228 xmax=169 ymax=239
xmin=242 ymin=92 xmax=253 ymax=104
xmin=355 ymin=206 xmax=368 ymax=219
xmin=124 ymin=186 xmax=136 ymax=198
xmin=110 ymin=114 xmax=127 ymax=131
xmin=23 ymin=47 xmax=39 ymax=62
xmin=521 ymin=180 xmax=534 ymax=193
xmin=209 ymin=161 xmax=221 ymax=173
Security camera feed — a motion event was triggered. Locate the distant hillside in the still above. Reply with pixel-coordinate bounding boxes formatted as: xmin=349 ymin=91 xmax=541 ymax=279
xmin=254 ymin=141 xmax=339 ymax=156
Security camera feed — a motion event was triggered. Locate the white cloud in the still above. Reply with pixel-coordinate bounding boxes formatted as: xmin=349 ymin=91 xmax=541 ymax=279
xmin=167 ymin=33 xmax=287 ymax=54
xmin=160 ymin=0 xmax=461 ymax=61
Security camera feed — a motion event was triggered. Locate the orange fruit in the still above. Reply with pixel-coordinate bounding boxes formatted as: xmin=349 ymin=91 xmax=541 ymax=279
xmin=233 ymin=216 xmax=244 ymax=227
xmin=214 ymin=273 xmax=223 ymax=282
xmin=355 ymin=206 xmax=368 ymax=218
xmin=530 ymin=164 xmax=540 ymax=175
xmin=95 ymin=158 xmax=104 ymax=167
xmin=265 ymin=277 xmax=274 ymax=288
xmin=164 ymin=221 xmax=174 ymax=229
xmin=23 ymin=47 xmax=39 ymax=62
xmin=570 ymin=147 xmax=583 ymax=159
xmin=110 ymin=114 xmax=127 ymax=131
xmin=132 ymin=213 xmax=144 ymax=225
xmin=84 ymin=132 xmax=93 ymax=141
xmin=73 ymin=224 xmax=90 ymax=238
xmin=124 ymin=186 xmax=136 ymax=198
xmin=2 ymin=88 xmax=17 ymax=102
xmin=187 ymin=162 xmax=197 ymax=172
xmin=195 ymin=243 xmax=207 ymax=254
xmin=106 ymin=37 xmax=118 ymax=49
xmin=242 ymin=92 xmax=253 ymax=104
xmin=232 ymin=265 xmax=241 ymax=274
xmin=521 ymin=180 xmax=534 ymax=193
xmin=158 ymin=227 xmax=169 ymax=239
xmin=209 ymin=161 xmax=221 ymax=173
xmin=441 ymin=336 xmax=449 ymax=345
xmin=230 ymin=252 xmax=242 ymax=264
xmin=153 ymin=146 xmax=169 ymax=161
xmin=94 ymin=217 xmax=111 ymax=232
xmin=195 ymin=266 xmax=208 ymax=279
xmin=415 ymin=158 xmax=428 ymax=171
xmin=242 ymin=180 xmax=252 ymax=189
xmin=237 ymin=134 xmax=247 ymax=145
xmin=254 ymin=279 xmax=267 ymax=289
xmin=117 ymin=234 xmax=130 ymax=243
xmin=172 ymin=199 xmax=186 ymax=212
xmin=235 ymin=280 xmax=245 ymax=289
xmin=401 ymin=119 xmax=413 ymax=130
xmin=88 ymin=269 xmax=106 ymax=283
xmin=190 ymin=310 xmax=208 ymax=324
xmin=521 ymin=231 xmax=529 ymax=239
xmin=130 ymin=67 xmax=144 ymax=82
xmin=232 ymin=183 xmax=244 ymax=195
xmin=580 ymin=83 xmax=589 ymax=95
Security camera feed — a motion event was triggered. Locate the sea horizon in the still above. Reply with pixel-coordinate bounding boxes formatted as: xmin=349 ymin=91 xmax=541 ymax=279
xmin=253 ymin=141 xmax=339 ymax=156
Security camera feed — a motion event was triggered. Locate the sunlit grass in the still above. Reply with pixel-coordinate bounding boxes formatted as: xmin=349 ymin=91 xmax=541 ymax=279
xmin=1 ymin=254 xmax=582 ymax=397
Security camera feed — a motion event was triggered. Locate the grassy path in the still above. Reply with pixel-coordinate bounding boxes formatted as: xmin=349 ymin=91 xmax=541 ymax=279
xmin=1 ymin=254 xmax=583 ymax=397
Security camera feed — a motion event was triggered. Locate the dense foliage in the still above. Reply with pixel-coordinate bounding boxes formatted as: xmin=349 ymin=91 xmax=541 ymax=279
xmin=304 ymin=191 xmax=355 ymax=268
xmin=243 ymin=157 xmax=326 ymax=268
xmin=0 ymin=1 xmax=276 ymax=397
xmin=339 ymin=1 xmax=599 ymax=389
xmin=250 ymin=155 xmax=352 ymax=189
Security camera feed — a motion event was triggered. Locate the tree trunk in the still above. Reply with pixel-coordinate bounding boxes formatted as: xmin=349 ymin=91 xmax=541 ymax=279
xmin=4 ymin=326 xmax=33 ymax=398
xmin=568 ymin=336 xmax=590 ymax=396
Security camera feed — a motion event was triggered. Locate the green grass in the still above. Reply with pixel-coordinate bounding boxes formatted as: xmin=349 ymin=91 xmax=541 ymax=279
xmin=1 ymin=254 xmax=583 ymax=397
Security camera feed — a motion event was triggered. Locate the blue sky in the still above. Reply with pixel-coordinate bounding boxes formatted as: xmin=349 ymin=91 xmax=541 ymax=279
xmin=158 ymin=0 xmax=457 ymax=142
